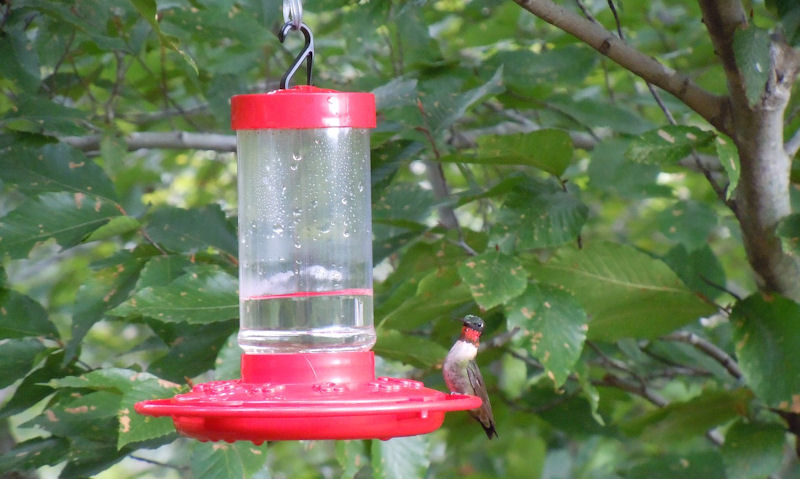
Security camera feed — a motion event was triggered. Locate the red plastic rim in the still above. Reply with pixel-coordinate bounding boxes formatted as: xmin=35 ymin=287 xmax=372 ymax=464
xmin=135 ymin=352 xmax=481 ymax=442
xmin=231 ymin=85 xmax=376 ymax=130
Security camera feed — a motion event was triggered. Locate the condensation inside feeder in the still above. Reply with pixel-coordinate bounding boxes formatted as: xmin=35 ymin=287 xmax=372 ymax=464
xmin=236 ymin=127 xmax=376 ymax=353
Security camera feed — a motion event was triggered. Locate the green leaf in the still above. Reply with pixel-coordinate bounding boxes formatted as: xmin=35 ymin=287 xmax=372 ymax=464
xmin=110 ymin=266 xmax=238 ymax=324
xmin=530 ymin=242 xmax=714 ymax=341
xmin=662 ymin=244 xmax=727 ymax=300
xmin=336 ymin=440 xmax=369 ymax=479
xmin=715 ymin=135 xmax=740 ymax=199
xmin=547 ymin=94 xmax=655 ymax=135
xmin=588 ymin=138 xmax=671 ymax=199
xmin=0 ymin=338 xmax=47 ymax=388
xmin=0 ymin=437 xmax=70 ymax=474
xmin=0 ymin=143 xmax=118 ymax=201
xmin=656 ymin=200 xmax=718 ymax=250
xmin=190 ymin=442 xmax=269 ymax=479
xmin=441 ymin=130 xmax=573 ymax=177
xmin=135 ymin=255 xmax=193 ymax=289
xmin=129 ymin=0 xmax=199 ymax=74
xmin=149 ymin=320 xmax=238 ymax=382
xmin=626 ymin=452 xmax=725 ymax=479
xmin=458 ymin=250 xmax=528 ymax=310
xmin=146 ymin=205 xmax=237 ymax=256
xmin=420 ymin=67 xmax=504 ymax=134
xmin=371 ymin=435 xmax=430 ymax=479
xmin=0 ymin=192 xmax=121 ymax=259
xmin=1 ymin=95 xmax=87 ymax=135
xmin=733 ymin=26 xmax=772 ymax=107
xmin=722 ymin=420 xmax=785 ymax=479
xmin=0 ymin=351 xmax=82 ymax=419
xmin=626 ymin=126 xmax=716 ymax=165
xmin=777 ymin=213 xmax=800 ymax=255
xmin=628 ymin=389 xmax=751 ymax=443
xmin=25 ymin=390 xmax=121 ymax=437
xmin=506 ymin=284 xmax=588 ymax=387
xmin=374 ymin=329 xmax=449 ymax=368
xmin=491 ymin=178 xmax=588 ymax=250
xmin=731 ymin=293 xmax=800 ymax=410
xmin=379 ymin=267 xmax=472 ymax=331
xmin=85 ymin=215 xmax=140 ymax=242
xmin=491 ymin=46 xmax=598 ymax=94
xmin=0 ymin=289 xmax=57 ymax=339
xmin=64 ymin=253 xmax=145 ymax=363
xmin=118 ymin=377 xmax=182 ymax=449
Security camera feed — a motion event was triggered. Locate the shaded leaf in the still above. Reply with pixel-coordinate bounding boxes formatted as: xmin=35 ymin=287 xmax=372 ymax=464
xmin=0 ymin=338 xmax=47 ymax=388
xmin=190 ymin=442 xmax=269 ymax=479
xmin=506 ymin=283 xmax=588 ymax=386
xmin=662 ymin=244 xmax=727 ymax=300
xmin=371 ymin=435 xmax=430 ymax=479
xmin=420 ymin=67 xmax=504 ymax=134
xmin=656 ymin=200 xmax=718 ymax=250
xmin=733 ymin=26 xmax=772 ymax=106
xmin=374 ymin=329 xmax=448 ymax=368
xmin=722 ymin=420 xmax=785 ymax=479
xmin=458 ymin=250 xmax=528 ymax=310
xmin=145 ymin=205 xmax=237 ymax=256
xmin=379 ymin=267 xmax=472 ymax=331
xmin=149 ymin=319 xmax=238 ymax=382
xmin=1 ymin=95 xmax=87 ymax=136
xmin=0 ymin=192 xmax=121 ymax=259
xmin=0 ymin=289 xmax=57 ymax=339
xmin=626 ymin=389 xmax=751 ymax=443
xmin=626 ymin=126 xmax=715 ymax=165
xmin=626 ymin=452 xmax=725 ymax=479
xmin=0 ymin=143 xmax=118 ymax=201
xmin=530 ymin=242 xmax=714 ymax=341
xmin=715 ymin=135 xmax=740 ymax=199
xmin=0 ymin=437 xmax=70 ymax=474
xmin=731 ymin=293 xmax=800 ymax=410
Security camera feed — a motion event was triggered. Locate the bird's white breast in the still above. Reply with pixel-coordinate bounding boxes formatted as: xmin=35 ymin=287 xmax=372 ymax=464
xmin=446 ymin=340 xmax=478 ymax=363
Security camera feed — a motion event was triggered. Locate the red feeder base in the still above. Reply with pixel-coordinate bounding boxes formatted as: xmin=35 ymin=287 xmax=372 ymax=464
xmin=135 ymin=352 xmax=481 ymax=443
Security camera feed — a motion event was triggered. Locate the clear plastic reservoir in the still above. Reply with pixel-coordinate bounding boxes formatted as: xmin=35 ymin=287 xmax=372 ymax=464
xmin=236 ymin=126 xmax=376 ymax=353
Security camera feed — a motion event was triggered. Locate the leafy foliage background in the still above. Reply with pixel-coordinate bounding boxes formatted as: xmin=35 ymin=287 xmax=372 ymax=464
xmin=1 ymin=0 xmax=800 ymax=477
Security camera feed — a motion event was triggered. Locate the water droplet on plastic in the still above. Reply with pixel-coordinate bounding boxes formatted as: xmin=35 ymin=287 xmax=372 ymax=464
xmin=320 ymin=223 xmax=331 ymax=234
xmin=292 ymin=153 xmax=302 ymax=162
xmin=310 ymin=199 xmax=318 ymax=208
xmin=343 ymin=230 xmax=351 ymax=238
xmin=358 ymin=182 xmax=364 ymax=192
xmin=272 ymin=224 xmax=284 ymax=234
xmin=294 ymin=242 xmax=302 ymax=249
xmin=341 ymin=198 xmax=348 ymax=205
xmin=292 ymin=208 xmax=302 ymax=217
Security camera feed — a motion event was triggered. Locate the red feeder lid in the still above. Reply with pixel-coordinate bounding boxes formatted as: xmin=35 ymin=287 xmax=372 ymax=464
xmin=135 ymin=352 xmax=481 ymax=443
xmin=231 ymin=85 xmax=376 ymax=130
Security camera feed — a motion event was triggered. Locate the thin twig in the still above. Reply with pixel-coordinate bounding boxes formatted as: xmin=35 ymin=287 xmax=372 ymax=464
xmin=130 ymin=455 xmax=187 ymax=471
xmin=594 ymin=374 xmax=668 ymax=407
xmin=479 ymin=327 xmax=521 ymax=352
xmin=662 ymin=331 xmax=743 ymax=380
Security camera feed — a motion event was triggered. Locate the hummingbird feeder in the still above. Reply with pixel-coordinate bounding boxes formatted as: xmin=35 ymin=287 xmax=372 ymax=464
xmin=135 ymin=4 xmax=480 ymax=443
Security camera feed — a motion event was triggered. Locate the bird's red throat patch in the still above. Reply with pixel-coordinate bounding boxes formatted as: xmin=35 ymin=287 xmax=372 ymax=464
xmin=461 ymin=326 xmax=481 ymax=346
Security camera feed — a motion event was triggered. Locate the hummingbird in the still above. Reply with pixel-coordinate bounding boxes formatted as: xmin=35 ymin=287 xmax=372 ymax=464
xmin=443 ymin=314 xmax=497 ymax=439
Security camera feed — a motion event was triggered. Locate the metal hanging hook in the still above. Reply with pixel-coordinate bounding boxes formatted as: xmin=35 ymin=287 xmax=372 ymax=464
xmin=278 ymin=21 xmax=314 ymax=89
xmin=282 ymin=0 xmax=303 ymax=30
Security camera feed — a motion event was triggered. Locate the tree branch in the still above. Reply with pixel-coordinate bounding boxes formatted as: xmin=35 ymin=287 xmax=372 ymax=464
xmin=62 ymin=131 xmax=236 ymax=153
xmin=662 ymin=331 xmax=742 ymax=380
xmin=696 ymin=0 xmax=748 ymax=105
xmin=512 ymin=0 xmax=730 ymax=134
